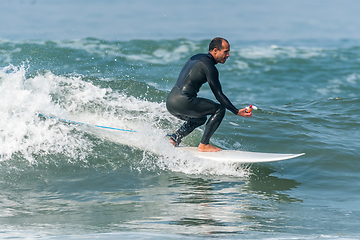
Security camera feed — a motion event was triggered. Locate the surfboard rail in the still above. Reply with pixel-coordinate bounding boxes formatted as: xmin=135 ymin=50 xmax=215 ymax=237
xmin=178 ymin=147 xmax=305 ymax=163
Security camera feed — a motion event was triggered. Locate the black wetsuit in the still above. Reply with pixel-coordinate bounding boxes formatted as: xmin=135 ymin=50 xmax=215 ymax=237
xmin=166 ymin=53 xmax=239 ymax=146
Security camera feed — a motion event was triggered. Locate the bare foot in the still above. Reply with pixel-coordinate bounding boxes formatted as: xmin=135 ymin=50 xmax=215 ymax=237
xmin=169 ymin=139 xmax=177 ymax=147
xmin=198 ymin=143 xmax=222 ymax=152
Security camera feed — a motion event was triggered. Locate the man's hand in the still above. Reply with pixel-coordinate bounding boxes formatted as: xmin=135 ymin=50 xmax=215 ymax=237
xmin=237 ymin=108 xmax=253 ymax=117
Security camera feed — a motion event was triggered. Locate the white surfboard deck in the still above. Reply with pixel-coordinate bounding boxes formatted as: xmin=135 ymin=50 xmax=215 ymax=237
xmin=178 ymin=147 xmax=304 ymax=163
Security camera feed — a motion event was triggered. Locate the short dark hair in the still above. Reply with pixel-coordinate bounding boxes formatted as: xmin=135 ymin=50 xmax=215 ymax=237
xmin=209 ymin=37 xmax=229 ymax=51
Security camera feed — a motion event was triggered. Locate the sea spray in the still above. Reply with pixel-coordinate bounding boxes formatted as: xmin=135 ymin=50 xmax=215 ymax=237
xmin=0 ymin=64 xmax=250 ymax=176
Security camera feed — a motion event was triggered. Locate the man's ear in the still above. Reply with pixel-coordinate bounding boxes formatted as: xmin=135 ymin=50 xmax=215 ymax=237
xmin=212 ymin=48 xmax=219 ymax=55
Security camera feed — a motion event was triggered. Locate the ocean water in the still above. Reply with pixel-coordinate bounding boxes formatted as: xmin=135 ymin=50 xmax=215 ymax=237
xmin=1 ymin=1 xmax=360 ymax=239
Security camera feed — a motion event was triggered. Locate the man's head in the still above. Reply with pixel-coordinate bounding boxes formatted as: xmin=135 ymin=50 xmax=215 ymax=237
xmin=209 ymin=37 xmax=230 ymax=64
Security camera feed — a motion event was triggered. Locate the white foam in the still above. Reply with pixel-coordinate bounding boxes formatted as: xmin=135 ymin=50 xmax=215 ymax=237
xmin=54 ymin=39 xmax=122 ymax=58
xmin=237 ymin=45 xmax=325 ymax=60
xmin=316 ymin=73 xmax=360 ymax=96
xmin=0 ymin=65 xmax=91 ymax=162
xmin=126 ymin=42 xmax=197 ymax=64
xmin=54 ymin=39 xmax=198 ymax=64
xmin=346 ymin=73 xmax=360 ymax=84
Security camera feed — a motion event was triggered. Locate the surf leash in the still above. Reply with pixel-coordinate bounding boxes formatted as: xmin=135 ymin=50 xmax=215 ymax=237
xmin=37 ymin=113 xmax=137 ymax=133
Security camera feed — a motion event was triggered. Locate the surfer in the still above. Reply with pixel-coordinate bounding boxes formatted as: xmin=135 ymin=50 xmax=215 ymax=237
xmin=166 ymin=37 xmax=253 ymax=152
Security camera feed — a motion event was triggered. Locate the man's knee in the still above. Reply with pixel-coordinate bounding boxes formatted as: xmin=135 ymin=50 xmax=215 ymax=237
xmin=192 ymin=117 xmax=207 ymax=127
xmin=217 ymin=104 xmax=226 ymax=118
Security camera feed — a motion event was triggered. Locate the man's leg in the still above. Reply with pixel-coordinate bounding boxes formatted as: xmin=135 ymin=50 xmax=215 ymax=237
xmin=167 ymin=95 xmax=225 ymax=150
xmin=198 ymin=104 xmax=225 ymax=152
xmin=200 ymin=104 xmax=225 ymax=145
xmin=169 ymin=117 xmax=207 ymax=146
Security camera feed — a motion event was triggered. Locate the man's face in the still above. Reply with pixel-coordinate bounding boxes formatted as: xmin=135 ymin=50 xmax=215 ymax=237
xmin=214 ymin=40 xmax=230 ymax=64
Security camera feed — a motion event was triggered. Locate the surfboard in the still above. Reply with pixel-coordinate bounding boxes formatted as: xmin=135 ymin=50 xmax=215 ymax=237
xmin=178 ymin=147 xmax=304 ymax=163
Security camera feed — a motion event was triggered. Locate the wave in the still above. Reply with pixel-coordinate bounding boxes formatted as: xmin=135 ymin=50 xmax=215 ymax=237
xmin=0 ymin=64 xmax=251 ymax=177
xmin=1 ymin=38 xmax=359 ymax=177
xmin=3 ymin=38 xmax=360 ymax=68
xmin=236 ymin=45 xmax=327 ymax=60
